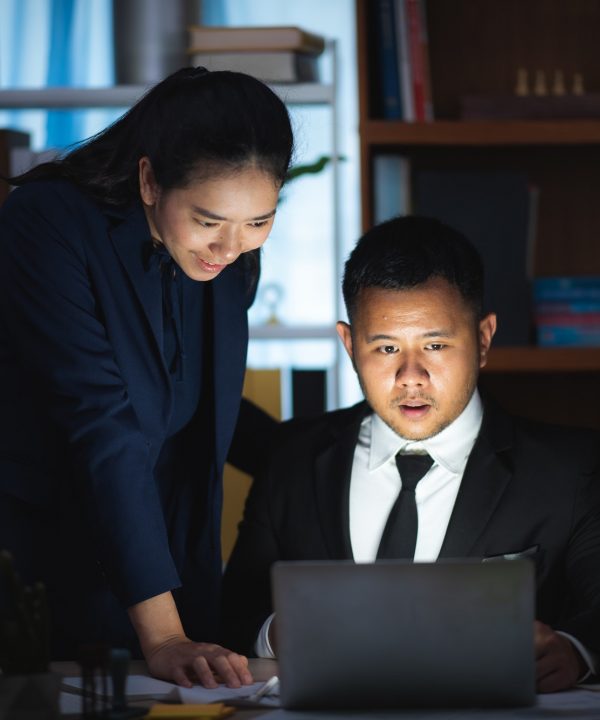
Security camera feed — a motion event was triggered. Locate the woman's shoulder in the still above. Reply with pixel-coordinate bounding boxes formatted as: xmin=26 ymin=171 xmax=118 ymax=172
xmin=2 ymin=178 xmax=99 ymax=216
xmin=0 ymin=179 xmax=123 ymax=247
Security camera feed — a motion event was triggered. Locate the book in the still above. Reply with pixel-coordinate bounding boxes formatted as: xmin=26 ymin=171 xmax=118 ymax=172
xmin=533 ymin=276 xmax=600 ymax=302
xmin=405 ymin=0 xmax=433 ymax=121
xmin=394 ymin=0 xmax=415 ymax=121
xmin=534 ymin=301 xmax=600 ymax=315
xmin=537 ymin=325 xmax=600 ymax=347
xmin=188 ymin=50 xmax=319 ymax=83
xmin=291 ymin=369 xmax=327 ymax=418
xmin=414 ymin=170 xmax=534 ymax=346
xmin=373 ymin=153 xmax=412 ymax=223
xmin=0 ymin=129 xmax=31 ymax=205
xmin=534 ymin=312 xmax=600 ymax=326
xmin=372 ymin=0 xmax=403 ymax=119
xmin=187 ymin=25 xmax=325 ymax=55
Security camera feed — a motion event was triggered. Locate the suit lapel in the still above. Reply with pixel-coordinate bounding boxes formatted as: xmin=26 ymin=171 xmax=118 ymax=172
xmin=314 ymin=403 xmax=369 ymax=559
xmin=109 ymin=203 xmax=164 ymax=353
xmin=439 ymin=402 xmax=514 ymax=558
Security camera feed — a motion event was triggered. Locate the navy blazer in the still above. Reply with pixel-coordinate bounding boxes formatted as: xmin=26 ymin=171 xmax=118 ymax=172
xmin=0 ymin=180 xmax=256 ymax=651
xmin=222 ymin=399 xmax=600 ymax=658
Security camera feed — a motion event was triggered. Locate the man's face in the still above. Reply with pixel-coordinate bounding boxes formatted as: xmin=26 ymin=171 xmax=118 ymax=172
xmin=337 ymin=277 xmax=496 ymax=440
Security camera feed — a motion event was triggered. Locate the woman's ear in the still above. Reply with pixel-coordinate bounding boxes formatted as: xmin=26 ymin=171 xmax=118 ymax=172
xmin=138 ymin=156 xmax=159 ymax=206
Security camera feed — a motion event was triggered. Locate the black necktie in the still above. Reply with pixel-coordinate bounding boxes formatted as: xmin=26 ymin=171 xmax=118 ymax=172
xmin=377 ymin=452 xmax=434 ymax=560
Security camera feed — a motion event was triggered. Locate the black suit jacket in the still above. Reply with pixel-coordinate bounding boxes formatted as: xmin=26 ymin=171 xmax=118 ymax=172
xmin=222 ymin=399 xmax=600 ymax=657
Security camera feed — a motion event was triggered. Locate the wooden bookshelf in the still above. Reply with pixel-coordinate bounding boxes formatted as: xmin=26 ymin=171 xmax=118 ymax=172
xmin=484 ymin=347 xmax=600 ymax=373
xmin=362 ymin=120 xmax=600 ymax=147
xmin=356 ymin=0 xmax=600 ymax=428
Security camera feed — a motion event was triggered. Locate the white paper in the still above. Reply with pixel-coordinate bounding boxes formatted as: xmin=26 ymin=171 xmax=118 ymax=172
xmin=62 ymin=674 xmax=179 ymax=701
xmin=61 ymin=673 xmax=279 ymax=706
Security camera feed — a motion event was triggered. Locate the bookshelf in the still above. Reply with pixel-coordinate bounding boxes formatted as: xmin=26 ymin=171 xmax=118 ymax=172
xmin=0 ymin=40 xmax=345 ymax=408
xmin=356 ymin=0 xmax=600 ymax=429
xmin=0 ymin=83 xmax=335 ymax=108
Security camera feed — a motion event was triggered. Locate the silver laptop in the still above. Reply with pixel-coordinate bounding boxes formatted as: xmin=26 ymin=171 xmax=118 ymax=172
xmin=272 ymin=559 xmax=535 ymax=710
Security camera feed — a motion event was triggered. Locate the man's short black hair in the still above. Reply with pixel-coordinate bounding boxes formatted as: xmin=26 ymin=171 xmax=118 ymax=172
xmin=342 ymin=216 xmax=484 ymax=323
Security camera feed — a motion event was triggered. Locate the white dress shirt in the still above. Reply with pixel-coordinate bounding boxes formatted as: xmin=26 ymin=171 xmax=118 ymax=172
xmin=254 ymin=390 xmax=596 ymax=677
xmin=349 ymin=389 xmax=483 ymax=563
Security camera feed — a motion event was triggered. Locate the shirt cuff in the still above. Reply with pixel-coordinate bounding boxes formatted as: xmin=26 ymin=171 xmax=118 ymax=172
xmin=556 ymin=631 xmax=598 ymax=681
xmin=254 ymin=613 xmax=276 ymax=659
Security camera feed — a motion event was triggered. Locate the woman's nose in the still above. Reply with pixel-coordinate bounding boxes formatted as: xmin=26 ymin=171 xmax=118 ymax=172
xmin=211 ymin=226 xmax=240 ymax=262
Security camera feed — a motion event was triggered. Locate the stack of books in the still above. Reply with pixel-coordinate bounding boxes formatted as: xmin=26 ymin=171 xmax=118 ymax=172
xmin=371 ymin=0 xmax=433 ymax=121
xmin=187 ymin=25 xmax=325 ymax=83
xmin=533 ymin=277 xmax=600 ymax=347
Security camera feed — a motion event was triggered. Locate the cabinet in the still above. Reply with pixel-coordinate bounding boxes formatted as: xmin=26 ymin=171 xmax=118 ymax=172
xmin=356 ymin=0 xmax=600 ymax=429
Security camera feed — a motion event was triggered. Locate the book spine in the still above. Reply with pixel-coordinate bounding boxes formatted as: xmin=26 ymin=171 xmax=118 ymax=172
xmin=406 ymin=0 xmax=429 ymax=121
xmin=375 ymin=0 xmax=403 ymax=119
xmin=373 ymin=154 xmax=412 ymax=223
xmin=394 ymin=0 xmax=415 ymax=121
xmin=534 ymin=301 xmax=600 ymax=314
xmin=534 ymin=313 xmax=600 ymax=326
xmin=537 ymin=325 xmax=600 ymax=347
xmin=533 ymin=276 xmax=600 ymax=302
xmin=416 ymin=0 xmax=433 ymax=120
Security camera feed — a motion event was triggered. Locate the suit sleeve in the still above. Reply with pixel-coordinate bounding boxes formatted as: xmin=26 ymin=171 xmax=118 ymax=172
xmin=221 ymin=457 xmax=281 ymax=656
xmin=0 ymin=183 xmax=180 ymax=607
xmin=227 ymin=398 xmax=279 ymax=477
xmin=558 ymin=442 xmax=600 ymax=654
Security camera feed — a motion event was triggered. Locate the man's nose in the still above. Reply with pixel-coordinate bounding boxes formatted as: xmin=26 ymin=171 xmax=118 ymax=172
xmin=395 ymin=352 xmax=429 ymax=387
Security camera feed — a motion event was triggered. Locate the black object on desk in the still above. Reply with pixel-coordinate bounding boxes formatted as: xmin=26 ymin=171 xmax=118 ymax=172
xmin=78 ymin=645 xmax=146 ymax=719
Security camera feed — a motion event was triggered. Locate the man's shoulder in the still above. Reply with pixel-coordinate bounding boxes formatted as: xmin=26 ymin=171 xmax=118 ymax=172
xmin=275 ymin=401 xmax=369 ymax=452
xmin=485 ymin=400 xmax=600 ymax=468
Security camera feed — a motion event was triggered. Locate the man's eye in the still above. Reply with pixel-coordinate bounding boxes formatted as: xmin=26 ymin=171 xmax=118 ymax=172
xmin=427 ymin=343 xmax=446 ymax=351
xmin=249 ymin=220 xmax=268 ymax=228
xmin=379 ymin=345 xmax=398 ymax=354
xmin=197 ymin=219 xmax=218 ymax=228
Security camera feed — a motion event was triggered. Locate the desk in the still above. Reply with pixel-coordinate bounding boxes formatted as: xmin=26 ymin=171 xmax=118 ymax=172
xmin=50 ymin=661 xmax=600 ymax=719
xmin=52 ymin=658 xmax=278 ymax=719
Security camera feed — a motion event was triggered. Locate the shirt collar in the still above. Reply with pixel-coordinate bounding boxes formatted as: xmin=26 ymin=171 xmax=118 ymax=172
xmin=369 ymin=389 xmax=483 ymax=474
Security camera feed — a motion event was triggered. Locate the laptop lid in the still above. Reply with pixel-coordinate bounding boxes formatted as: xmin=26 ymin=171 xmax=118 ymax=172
xmin=272 ymin=559 xmax=535 ymax=710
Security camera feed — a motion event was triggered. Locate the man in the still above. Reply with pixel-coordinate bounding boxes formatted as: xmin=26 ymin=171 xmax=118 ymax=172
xmin=222 ymin=216 xmax=600 ymax=692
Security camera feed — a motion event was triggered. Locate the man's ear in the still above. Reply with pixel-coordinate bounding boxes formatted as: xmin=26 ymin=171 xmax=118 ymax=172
xmin=138 ymin=156 xmax=159 ymax=206
xmin=478 ymin=313 xmax=497 ymax=368
xmin=336 ymin=321 xmax=354 ymax=362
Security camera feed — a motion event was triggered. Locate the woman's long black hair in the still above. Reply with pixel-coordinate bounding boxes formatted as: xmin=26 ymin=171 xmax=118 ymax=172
xmin=8 ymin=66 xmax=294 ymax=207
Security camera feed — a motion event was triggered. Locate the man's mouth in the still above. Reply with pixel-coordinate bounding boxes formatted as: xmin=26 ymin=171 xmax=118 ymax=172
xmin=399 ymin=403 xmax=431 ymax=418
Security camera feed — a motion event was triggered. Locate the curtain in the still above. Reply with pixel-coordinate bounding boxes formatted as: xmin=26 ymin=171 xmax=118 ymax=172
xmin=0 ymin=0 xmax=115 ymax=150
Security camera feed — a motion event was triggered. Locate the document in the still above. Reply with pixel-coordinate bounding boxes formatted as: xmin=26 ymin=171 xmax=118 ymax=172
xmin=61 ymin=674 xmax=279 ymax=707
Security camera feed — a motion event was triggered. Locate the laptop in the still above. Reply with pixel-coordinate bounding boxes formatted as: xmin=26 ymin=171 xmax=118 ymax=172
xmin=271 ymin=559 xmax=535 ymax=710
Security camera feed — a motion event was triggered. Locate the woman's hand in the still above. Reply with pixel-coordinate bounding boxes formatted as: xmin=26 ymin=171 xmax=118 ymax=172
xmin=128 ymin=590 xmax=254 ymax=688
xmin=145 ymin=638 xmax=253 ymax=688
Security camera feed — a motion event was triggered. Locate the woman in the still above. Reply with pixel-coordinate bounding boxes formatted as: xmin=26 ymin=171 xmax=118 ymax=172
xmin=0 ymin=67 xmax=293 ymax=687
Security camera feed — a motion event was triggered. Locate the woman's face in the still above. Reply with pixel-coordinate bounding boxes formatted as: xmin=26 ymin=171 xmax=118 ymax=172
xmin=139 ymin=157 xmax=280 ymax=281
